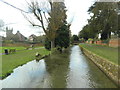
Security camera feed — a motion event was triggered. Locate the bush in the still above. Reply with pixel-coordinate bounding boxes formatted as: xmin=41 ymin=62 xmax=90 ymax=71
xmin=44 ymin=38 xmax=51 ymax=51
xmin=88 ymin=38 xmax=93 ymax=41
xmin=3 ymin=40 xmax=14 ymax=43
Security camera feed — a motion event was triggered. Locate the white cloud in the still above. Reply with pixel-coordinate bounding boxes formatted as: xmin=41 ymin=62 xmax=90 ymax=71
xmin=65 ymin=0 xmax=94 ymax=35
xmin=0 ymin=0 xmax=43 ymax=37
xmin=0 ymin=0 xmax=95 ymax=37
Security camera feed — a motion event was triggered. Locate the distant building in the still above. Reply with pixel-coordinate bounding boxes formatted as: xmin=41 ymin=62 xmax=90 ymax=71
xmin=29 ymin=34 xmax=37 ymax=42
xmin=28 ymin=34 xmax=46 ymax=43
xmin=6 ymin=27 xmax=14 ymax=40
xmin=13 ymin=31 xmax=26 ymax=41
xmin=0 ymin=36 xmax=5 ymax=42
xmin=6 ymin=28 xmax=26 ymax=42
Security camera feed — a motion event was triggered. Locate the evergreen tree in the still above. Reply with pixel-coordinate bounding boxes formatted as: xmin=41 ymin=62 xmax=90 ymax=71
xmin=79 ymin=2 xmax=118 ymax=40
xmin=55 ymin=23 xmax=70 ymax=48
xmin=45 ymin=23 xmax=71 ymax=50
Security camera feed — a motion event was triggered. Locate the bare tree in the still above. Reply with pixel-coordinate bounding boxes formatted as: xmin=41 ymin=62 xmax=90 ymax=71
xmin=23 ymin=0 xmax=66 ymax=49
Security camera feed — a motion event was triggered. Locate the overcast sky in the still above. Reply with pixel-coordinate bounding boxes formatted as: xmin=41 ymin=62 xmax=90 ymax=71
xmin=0 ymin=0 xmax=95 ymax=37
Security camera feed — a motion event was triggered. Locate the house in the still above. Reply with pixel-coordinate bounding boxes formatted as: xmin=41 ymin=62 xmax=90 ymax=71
xmin=13 ymin=31 xmax=26 ymax=41
xmin=29 ymin=34 xmax=37 ymax=42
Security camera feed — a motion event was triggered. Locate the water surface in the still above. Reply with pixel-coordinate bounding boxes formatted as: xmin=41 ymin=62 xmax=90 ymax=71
xmin=1 ymin=45 xmax=117 ymax=88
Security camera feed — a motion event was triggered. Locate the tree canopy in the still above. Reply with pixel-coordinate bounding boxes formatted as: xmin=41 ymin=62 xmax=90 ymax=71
xmin=71 ymin=35 xmax=79 ymax=43
xmin=79 ymin=2 xmax=119 ymax=40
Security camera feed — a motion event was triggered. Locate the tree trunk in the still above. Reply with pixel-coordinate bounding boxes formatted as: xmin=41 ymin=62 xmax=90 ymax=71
xmin=51 ymin=40 xmax=55 ymax=53
xmin=108 ymin=32 xmax=111 ymax=39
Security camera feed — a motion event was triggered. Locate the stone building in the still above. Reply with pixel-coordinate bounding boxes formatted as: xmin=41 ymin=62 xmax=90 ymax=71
xmin=6 ymin=28 xmax=26 ymax=42
xmin=6 ymin=27 xmax=14 ymax=40
xmin=0 ymin=36 xmax=5 ymax=42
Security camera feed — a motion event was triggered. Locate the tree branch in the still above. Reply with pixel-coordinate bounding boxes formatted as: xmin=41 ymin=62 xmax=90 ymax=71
xmin=43 ymin=12 xmax=49 ymax=23
xmin=32 ymin=24 xmax=42 ymax=27
xmin=38 ymin=10 xmax=48 ymax=35
xmin=22 ymin=12 xmax=42 ymax=28
xmin=24 ymin=1 xmax=49 ymax=36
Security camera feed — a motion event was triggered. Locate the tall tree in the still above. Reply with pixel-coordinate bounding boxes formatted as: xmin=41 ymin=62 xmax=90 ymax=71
xmin=88 ymin=2 xmax=118 ymax=40
xmin=47 ymin=2 xmax=67 ymax=48
xmin=23 ymin=0 xmax=67 ymax=50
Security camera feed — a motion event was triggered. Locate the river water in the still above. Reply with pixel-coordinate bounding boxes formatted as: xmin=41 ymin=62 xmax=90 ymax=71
xmin=1 ymin=45 xmax=117 ymax=88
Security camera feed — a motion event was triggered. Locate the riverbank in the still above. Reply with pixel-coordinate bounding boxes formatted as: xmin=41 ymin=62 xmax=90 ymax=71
xmin=80 ymin=44 xmax=119 ymax=86
xmin=80 ymin=44 xmax=118 ymax=64
xmin=1 ymin=48 xmax=50 ymax=79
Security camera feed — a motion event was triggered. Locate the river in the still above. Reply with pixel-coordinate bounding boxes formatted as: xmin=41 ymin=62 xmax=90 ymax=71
xmin=1 ymin=45 xmax=117 ymax=88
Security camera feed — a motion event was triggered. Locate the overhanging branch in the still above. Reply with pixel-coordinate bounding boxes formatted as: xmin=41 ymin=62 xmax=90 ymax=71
xmin=22 ymin=12 xmax=42 ymax=28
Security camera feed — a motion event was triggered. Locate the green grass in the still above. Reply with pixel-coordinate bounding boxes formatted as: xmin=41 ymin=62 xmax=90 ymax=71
xmin=1 ymin=48 xmax=50 ymax=78
xmin=80 ymin=44 xmax=118 ymax=64
xmin=0 ymin=47 xmax=26 ymax=53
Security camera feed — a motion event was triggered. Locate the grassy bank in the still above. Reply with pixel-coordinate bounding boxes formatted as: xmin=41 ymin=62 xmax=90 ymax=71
xmin=0 ymin=47 xmax=26 ymax=53
xmin=1 ymin=48 xmax=50 ymax=78
xmin=80 ymin=44 xmax=118 ymax=64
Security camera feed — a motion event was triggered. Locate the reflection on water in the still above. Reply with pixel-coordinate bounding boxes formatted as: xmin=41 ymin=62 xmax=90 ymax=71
xmin=44 ymin=49 xmax=70 ymax=88
xmin=67 ymin=46 xmax=116 ymax=88
xmin=1 ymin=45 xmax=117 ymax=88
xmin=1 ymin=60 xmax=50 ymax=88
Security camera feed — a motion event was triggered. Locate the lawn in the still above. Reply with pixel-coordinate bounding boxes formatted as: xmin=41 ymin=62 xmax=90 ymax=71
xmin=1 ymin=48 xmax=50 ymax=78
xmin=80 ymin=44 xmax=118 ymax=64
xmin=0 ymin=47 xmax=26 ymax=53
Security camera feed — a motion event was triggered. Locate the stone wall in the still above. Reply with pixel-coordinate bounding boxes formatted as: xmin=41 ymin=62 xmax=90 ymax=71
xmin=81 ymin=47 xmax=120 ymax=86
